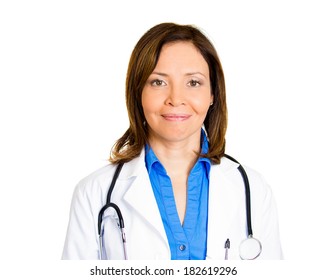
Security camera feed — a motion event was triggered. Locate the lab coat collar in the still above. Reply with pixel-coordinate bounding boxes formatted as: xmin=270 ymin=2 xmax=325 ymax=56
xmin=119 ymin=149 xmax=147 ymax=179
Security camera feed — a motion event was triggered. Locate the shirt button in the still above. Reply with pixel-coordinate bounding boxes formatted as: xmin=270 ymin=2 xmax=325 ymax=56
xmin=179 ymin=244 xmax=186 ymax=251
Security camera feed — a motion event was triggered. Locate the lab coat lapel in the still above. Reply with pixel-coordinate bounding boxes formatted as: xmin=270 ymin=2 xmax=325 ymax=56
xmin=122 ymin=158 xmax=168 ymax=246
xmin=206 ymin=160 xmax=243 ymax=259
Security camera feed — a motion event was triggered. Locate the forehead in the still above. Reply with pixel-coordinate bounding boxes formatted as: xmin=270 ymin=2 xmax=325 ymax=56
xmin=155 ymin=41 xmax=209 ymax=71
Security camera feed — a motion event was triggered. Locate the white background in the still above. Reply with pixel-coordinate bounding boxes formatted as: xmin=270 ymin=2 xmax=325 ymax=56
xmin=1 ymin=0 xmax=326 ymax=276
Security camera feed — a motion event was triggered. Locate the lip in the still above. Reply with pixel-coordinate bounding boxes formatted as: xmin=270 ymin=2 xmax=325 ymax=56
xmin=161 ymin=114 xmax=191 ymax=121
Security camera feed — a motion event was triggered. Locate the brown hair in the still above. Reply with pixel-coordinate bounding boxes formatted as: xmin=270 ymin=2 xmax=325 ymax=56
xmin=110 ymin=22 xmax=227 ymax=164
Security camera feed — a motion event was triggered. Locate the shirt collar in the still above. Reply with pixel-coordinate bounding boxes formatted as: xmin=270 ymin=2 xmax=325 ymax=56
xmin=200 ymin=128 xmax=210 ymax=156
xmin=198 ymin=129 xmax=211 ymax=175
xmin=145 ymin=144 xmax=160 ymax=175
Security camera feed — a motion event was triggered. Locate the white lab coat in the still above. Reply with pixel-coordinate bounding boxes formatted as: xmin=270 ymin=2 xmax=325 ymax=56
xmin=62 ymin=149 xmax=283 ymax=260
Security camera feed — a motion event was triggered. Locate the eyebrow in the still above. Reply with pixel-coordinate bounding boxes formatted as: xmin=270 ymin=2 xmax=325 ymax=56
xmin=151 ymin=71 xmax=207 ymax=78
xmin=151 ymin=71 xmax=168 ymax=77
xmin=185 ymin=72 xmax=207 ymax=78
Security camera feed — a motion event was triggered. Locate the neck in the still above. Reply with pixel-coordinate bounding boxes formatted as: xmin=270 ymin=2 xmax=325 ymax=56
xmin=148 ymin=132 xmax=202 ymax=176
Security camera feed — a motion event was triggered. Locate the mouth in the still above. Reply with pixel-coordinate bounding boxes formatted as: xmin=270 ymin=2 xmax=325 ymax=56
xmin=161 ymin=114 xmax=192 ymax=121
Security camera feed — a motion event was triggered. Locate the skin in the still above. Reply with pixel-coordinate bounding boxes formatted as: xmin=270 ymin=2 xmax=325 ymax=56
xmin=141 ymin=41 xmax=213 ymax=224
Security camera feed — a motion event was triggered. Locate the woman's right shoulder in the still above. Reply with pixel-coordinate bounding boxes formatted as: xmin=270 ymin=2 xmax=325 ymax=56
xmin=73 ymin=150 xmax=145 ymax=197
xmin=73 ymin=163 xmax=119 ymax=196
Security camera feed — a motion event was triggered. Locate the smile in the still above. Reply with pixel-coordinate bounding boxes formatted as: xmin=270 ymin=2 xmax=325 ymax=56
xmin=161 ymin=114 xmax=191 ymax=121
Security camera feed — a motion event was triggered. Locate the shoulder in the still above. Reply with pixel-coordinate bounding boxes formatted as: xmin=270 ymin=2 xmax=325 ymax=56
xmin=74 ymin=150 xmax=146 ymax=197
xmin=73 ymin=164 xmax=117 ymax=200
xmin=212 ymin=156 xmax=278 ymax=221
xmin=214 ymin=156 xmax=273 ymax=197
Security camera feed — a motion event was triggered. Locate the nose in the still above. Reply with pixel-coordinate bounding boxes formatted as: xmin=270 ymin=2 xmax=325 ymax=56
xmin=165 ymin=84 xmax=186 ymax=107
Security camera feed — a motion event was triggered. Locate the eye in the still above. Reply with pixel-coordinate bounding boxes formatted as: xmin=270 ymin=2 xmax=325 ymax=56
xmin=150 ymin=79 xmax=166 ymax=87
xmin=188 ymin=79 xmax=201 ymax=87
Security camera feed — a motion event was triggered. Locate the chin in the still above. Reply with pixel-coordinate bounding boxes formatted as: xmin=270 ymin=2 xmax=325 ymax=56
xmin=151 ymin=127 xmax=201 ymax=143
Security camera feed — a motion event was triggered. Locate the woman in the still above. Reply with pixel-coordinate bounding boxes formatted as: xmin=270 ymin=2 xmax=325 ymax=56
xmin=62 ymin=23 xmax=283 ymax=260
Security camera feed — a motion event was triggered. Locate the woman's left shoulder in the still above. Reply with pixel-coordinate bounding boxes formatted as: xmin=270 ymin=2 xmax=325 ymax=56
xmin=215 ymin=156 xmax=273 ymax=195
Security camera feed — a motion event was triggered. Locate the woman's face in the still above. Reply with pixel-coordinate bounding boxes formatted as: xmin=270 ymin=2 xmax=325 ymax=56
xmin=142 ymin=41 xmax=213 ymax=145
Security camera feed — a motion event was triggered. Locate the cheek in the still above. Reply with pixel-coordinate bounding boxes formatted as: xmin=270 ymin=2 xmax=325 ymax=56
xmin=191 ymin=95 xmax=212 ymax=114
xmin=141 ymin=93 xmax=152 ymax=116
xmin=141 ymin=92 xmax=160 ymax=119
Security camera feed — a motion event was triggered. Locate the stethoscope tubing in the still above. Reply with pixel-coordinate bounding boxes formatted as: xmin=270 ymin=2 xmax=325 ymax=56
xmin=98 ymin=163 xmax=125 ymax=259
xmin=223 ymin=154 xmax=253 ymax=237
xmin=98 ymin=162 xmax=124 ymax=235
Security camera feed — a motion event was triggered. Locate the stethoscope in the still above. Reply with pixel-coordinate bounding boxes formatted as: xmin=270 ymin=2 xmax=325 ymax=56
xmin=98 ymin=155 xmax=262 ymax=260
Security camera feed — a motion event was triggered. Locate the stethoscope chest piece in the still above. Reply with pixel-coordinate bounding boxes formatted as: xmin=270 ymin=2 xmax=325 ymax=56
xmin=239 ymin=235 xmax=262 ymax=260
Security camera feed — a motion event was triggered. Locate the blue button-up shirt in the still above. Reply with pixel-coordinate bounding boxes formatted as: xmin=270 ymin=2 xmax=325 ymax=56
xmin=145 ymin=132 xmax=211 ymax=260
